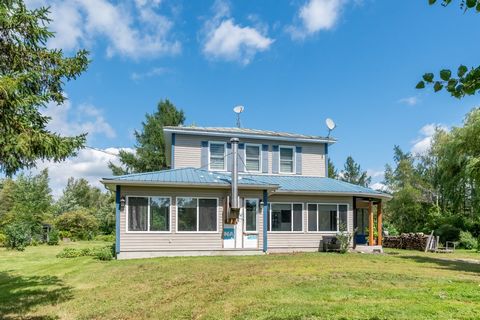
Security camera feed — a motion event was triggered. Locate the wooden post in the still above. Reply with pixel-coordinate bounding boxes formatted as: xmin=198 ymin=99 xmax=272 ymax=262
xmin=377 ymin=200 xmax=383 ymax=246
xmin=368 ymin=200 xmax=374 ymax=246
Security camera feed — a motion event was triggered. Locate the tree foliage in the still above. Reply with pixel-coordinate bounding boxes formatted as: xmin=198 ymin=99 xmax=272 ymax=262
xmin=417 ymin=0 xmax=480 ymax=98
xmin=328 ymin=159 xmax=338 ymax=179
xmin=340 ymin=156 xmax=371 ymax=187
xmin=0 ymin=0 xmax=89 ymax=176
xmin=109 ymin=99 xmax=185 ymax=175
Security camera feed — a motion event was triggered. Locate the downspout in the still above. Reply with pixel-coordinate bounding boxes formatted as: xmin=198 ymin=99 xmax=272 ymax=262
xmin=230 ymin=138 xmax=240 ymax=222
xmin=115 ymin=185 xmax=121 ymax=256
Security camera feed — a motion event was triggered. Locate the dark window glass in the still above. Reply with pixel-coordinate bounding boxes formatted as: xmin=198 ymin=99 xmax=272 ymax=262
xmin=271 ymin=204 xmax=292 ymax=231
xmin=177 ymin=197 xmax=197 ymax=231
xmin=199 ymin=199 xmax=217 ymax=231
xmin=318 ymin=204 xmax=337 ymax=231
xmin=245 ymin=200 xmax=257 ymax=232
xmin=339 ymin=205 xmax=348 ymax=232
xmin=128 ymin=197 xmax=148 ymax=231
xmin=308 ymin=204 xmax=317 ymax=232
xmin=292 ymin=204 xmax=303 ymax=231
xmin=150 ymin=197 xmax=170 ymax=231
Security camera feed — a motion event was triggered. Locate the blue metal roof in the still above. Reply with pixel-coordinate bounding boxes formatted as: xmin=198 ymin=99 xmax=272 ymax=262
xmin=102 ymin=167 xmax=389 ymax=198
xmin=102 ymin=167 xmax=272 ymax=187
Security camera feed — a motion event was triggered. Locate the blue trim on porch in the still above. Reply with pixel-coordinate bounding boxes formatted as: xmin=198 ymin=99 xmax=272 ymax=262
xmin=115 ymin=185 xmax=121 ymax=255
xmin=263 ymin=190 xmax=268 ymax=253
xmin=171 ymin=132 xmax=176 ymax=169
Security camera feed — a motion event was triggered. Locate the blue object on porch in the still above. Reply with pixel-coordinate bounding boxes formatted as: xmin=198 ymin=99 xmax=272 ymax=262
xmin=355 ymin=234 xmax=367 ymax=245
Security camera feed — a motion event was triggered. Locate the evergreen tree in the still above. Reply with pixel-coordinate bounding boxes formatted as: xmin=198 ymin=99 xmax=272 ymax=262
xmin=340 ymin=156 xmax=371 ymax=187
xmin=328 ymin=159 xmax=338 ymax=179
xmin=0 ymin=1 xmax=89 ymax=176
xmin=109 ymin=99 xmax=185 ymax=175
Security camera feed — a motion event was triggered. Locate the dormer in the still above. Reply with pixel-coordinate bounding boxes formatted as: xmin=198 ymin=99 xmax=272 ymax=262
xmin=163 ymin=127 xmax=336 ymax=177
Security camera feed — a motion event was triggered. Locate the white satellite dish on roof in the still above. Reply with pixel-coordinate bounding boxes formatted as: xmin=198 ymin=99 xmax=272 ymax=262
xmin=233 ymin=105 xmax=244 ymax=128
xmin=326 ymin=118 xmax=336 ymax=137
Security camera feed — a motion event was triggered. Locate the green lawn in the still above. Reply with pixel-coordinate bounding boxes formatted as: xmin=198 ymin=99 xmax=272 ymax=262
xmin=0 ymin=242 xmax=479 ymax=319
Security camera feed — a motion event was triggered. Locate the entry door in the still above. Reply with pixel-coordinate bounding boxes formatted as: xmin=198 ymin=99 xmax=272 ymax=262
xmin=243 ymin=199 xmax=259 ymax=248
xmin=355 ymin=209 xmax=369 ymax=244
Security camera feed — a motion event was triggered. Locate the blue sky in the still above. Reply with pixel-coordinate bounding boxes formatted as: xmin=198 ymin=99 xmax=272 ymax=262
xmin=25 ymin=0 xmax=479 ymax=195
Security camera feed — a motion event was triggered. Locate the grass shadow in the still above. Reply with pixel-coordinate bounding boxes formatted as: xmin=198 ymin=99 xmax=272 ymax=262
xmin=0 ymin=271 xmax=73 ymax=319
xmin=398 ymin=255 xmax=480 ymax=274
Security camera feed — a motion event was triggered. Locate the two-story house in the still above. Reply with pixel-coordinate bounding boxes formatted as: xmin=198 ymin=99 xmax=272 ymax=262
xmin=101 ymin=126 xmax=391 ymax=259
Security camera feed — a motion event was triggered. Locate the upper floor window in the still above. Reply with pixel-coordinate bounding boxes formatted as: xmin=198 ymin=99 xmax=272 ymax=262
xmin=127 ymin=196 xmax=171 ymax=232
xmin=209 ymin=142 xmax=226 ymax=171
xmin=245 ymin=144 xmax=261 ymax=172
xmin=279 ymin=146 xmax=295 ymax=174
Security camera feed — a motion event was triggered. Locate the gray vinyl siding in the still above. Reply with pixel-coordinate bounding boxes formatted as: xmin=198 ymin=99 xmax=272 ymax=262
xmin=266 ymin=194 xmax=354 ymax=250
xmin=173 ymin=133 xmax=326 ymax=177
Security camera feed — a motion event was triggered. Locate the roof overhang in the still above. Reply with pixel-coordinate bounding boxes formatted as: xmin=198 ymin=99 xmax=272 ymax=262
xmin=271 ymin=190 xmax=393 ymax=201
xmin=163 ymin=127 xmax=337 ymax=145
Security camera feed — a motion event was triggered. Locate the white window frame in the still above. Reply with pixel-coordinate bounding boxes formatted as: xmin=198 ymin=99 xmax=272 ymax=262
xmin=176 ymin=197 xmax=219 ymax=233
xmin=279 ymin=146 xmax=296 ymax=174
xmin=125 ymin=196 xmax=172 ymax=233
xmin=244 ymin=198 xmax=259 ymax=233
xmin=268 ymin=202 xmax=304 ymax=233
xmin=306 ymin=203 xmax=350 ymax=233
xmin=208 ymin=141 xmax=227 ymax=171
xmin=244 ymin=143 xmax=262 ymax=173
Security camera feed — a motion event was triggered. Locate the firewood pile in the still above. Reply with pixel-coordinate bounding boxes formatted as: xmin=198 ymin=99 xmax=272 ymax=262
xmin=383 ymin=233 xmax=429 ymax=251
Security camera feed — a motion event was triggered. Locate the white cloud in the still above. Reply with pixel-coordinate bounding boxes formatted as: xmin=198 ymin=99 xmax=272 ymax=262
xmin=42 ymin=100 xmax=116 ymax=140
xmin=287 ymin=0 xmax=345 ymax=39
xmin=27 ymin=0 xmax=180 ymax=59
xmin=371 ymin=182 xmax=389 ymax=192
xmin=202 ymin=1 xmax=274 ymax=65
xmin=411 ymin=123 xmax=448 ymax=155
xmin=366 ymin=169 xmax=384 ymax=179
xmin=32 ymin=147 xmax=134 ymax=198
xmin=398 ymin=96 xmax=420 ymax=106
xmin=131 ymin=67 xmax=169 ymax=81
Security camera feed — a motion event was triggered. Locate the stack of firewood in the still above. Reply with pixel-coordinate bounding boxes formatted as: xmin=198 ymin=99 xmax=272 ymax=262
xmin=383 ymin=233 xmax=429 ymax=251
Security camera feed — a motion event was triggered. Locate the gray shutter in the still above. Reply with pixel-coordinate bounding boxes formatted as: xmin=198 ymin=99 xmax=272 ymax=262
xmin=226 ymin=143 xmax=232 ymax=172
xmin=295 ymin=146 xmax=302 ymax=175
xmin=262 ymin=144 xmax=269 ymax=173
xmin=238 ymin=143 xmax=245 ymax=172
xmin=201 ymin=141 xmax=208 ymax=169
xmin=272 ymin=145 xmax=279 ymax=174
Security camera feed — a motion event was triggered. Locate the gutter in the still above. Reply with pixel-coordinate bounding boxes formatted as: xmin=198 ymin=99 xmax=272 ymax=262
xmin=271 ymin=190 xmax=393 ymax=200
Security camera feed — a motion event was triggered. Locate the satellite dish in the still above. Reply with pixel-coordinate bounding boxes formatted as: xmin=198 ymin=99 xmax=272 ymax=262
xmin=325 ymin=118 xmax=336 ymax=137
xmin=326 ymin=118 xmax=336 ymax=130
xmin=233 ymin=105 xmax=245 ymax=128
xmin=233 ymin=105 xmax=244 ymax=114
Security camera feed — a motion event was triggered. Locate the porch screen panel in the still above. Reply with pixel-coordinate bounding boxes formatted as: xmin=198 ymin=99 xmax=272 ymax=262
xmin=245 ymin=200 xmax=257 ymax=232
xmin=271 ymin=204 xmax=291 ymax=231
xmin=339 ymin=205 xmax=348 ymax=232
xmin=308 ymin=204 xmax=317 ymax=232
xmin=128 ymin=197 xmax=148 ymax=231
xmin=318 ymin=204 xmax=337 ymax=231
xmin=177 ymin=197 xmax=197 ymax=231
xmin=292 ymin=204 xmax=303 ymax=231
xmin=150 ymin=197 xmax=170 ymax=231
xmin=199 ymin=199 xmax=217 ymax=231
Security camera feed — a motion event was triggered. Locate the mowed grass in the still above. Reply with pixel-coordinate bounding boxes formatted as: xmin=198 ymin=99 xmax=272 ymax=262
xmin=0 ymin=242 xmax=479 ymax=319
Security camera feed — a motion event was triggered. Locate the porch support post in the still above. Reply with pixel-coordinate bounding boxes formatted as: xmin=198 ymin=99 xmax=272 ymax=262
xmin=263 ymin=190 xmax=268 ymax=253
xmin=368 ymin=200 xmax=374 ymax=246
xmin=115 ymin=185 xmax=121 ymax=255
xmin=377 ymin=200 xmax=383 ymax=246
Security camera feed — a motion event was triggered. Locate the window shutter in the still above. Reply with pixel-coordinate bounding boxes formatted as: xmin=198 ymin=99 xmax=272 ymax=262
xmin=295 ymin=146 xmax=302 ymax=175
xmin=238 ymin=143 xmax=245 ymax=172
xmin=201 ymin=141 xmax=208 ymax=169
xmin=262 ymin=144 xmax=269 ymax=173
xmin=272 ymin=145 xmax=279 ymax=174
xmin=226 ymin=143 xmax=232 ymax=172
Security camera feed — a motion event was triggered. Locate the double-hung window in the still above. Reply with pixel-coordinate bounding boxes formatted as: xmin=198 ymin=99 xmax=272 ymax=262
xmin=209 ymin=142 xmax=226 ymax=171
xmin=245 ymin=144 xmax=261 ymax=172
xmin=279 ymin=146 xmax=295 ymax=174
xmin=268 ymin=203 xmax=303 ymax=232
xmin=307 ymin=204 xmax=348 ymax=232
xmin=127 ymin=196 xmax=171 ymax=232
xmin=177 ymin=197 xmax=218 ymax=232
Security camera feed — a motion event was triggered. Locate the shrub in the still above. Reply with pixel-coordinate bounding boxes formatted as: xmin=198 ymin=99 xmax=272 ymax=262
xmin=94 ymin=234 xmax=115 ymax=242
xmin=336 ymin=231 xmax=353 ymax=254
xmin=59 ymin=230 xmax=72 ymax=240
xmin=55 ymin=209 xmax=99 ymax=240
xmin=3 ymin=223 xmax=31 ymax=251
xmin=56 ymin=247 xmax=83 ymax=258
xmin=95 ymin=246 xmax=114 ymax=261
xmin=435 ymin=224 xmax=461 ymax=244
xmin=47 ymin=229 xmax=60 ymax=246
xmin=0 ymin=233 xmax=6 ymax=247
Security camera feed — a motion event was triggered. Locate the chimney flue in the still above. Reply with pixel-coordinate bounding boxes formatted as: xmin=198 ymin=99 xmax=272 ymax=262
xmin=230 ymin=137 xmax=240 ymax=222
